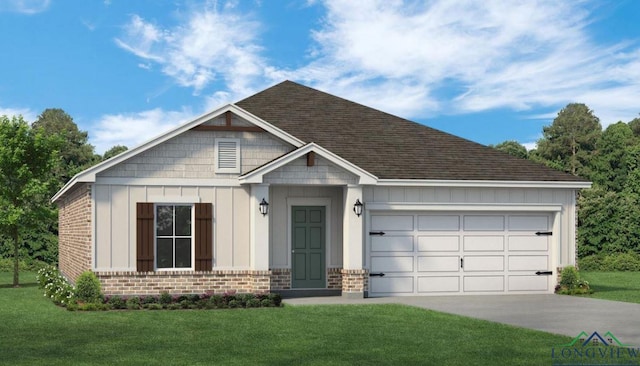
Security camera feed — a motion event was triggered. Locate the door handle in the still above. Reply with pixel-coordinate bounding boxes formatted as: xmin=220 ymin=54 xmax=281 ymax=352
xmin=369 ymin=273 xmax=385 ymax=277
xmin=460 ymin=258 xmax=464 ymax=269
xmin=535 ymin=271 xmax=552 ymax=275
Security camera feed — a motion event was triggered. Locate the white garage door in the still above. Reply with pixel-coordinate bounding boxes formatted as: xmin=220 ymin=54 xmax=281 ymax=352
xmin=368 ymin=212 xmax=553 ymax=297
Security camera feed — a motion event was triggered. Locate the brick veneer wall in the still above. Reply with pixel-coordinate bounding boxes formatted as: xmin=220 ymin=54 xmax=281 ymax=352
xmin=57 ymin=183 xmax=92 ymax=283
xmin=341 ymin=269 xmax=368 ymax=294
xmin=327 ymin=268 xmax=342 ymax=289
xmin=96 ymin=270 xmax=272 ymax=296
xmin=270 ymin=269 xmax=291 ymax=290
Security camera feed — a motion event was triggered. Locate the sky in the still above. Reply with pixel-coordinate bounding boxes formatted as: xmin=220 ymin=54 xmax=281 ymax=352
xmin=1 ymin=0 xmax=640 ymax=154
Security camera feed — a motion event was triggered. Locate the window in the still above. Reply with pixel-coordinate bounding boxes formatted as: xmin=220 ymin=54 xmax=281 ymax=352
xmin=137 ymin=202 xmax=212 ymax=272
xmin=215 ymin=138 xmax=240 ymax=173
xmin=155 ymin=205 xmax=193 ymax=269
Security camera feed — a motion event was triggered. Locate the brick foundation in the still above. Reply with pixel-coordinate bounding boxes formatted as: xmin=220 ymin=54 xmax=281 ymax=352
xmin=327 ymin=268 xmax=342 ymax=289
xmin=57 ymin=183 xmax=92 ymax=283
xmin=341 ymin=269 xmax=368 ymax=294
xmin=270 ymin=269 xmax=291 ymax=290
xmin=96 ymin=270 xmax=272 ymax=296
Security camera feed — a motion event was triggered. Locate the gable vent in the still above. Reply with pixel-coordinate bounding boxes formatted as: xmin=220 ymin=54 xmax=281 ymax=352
xmin=215 ymin=139 xmax=240 ymax=173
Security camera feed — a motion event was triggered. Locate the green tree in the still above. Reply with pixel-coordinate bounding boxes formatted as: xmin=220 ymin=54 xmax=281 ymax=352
xmin=591 ymin=122 xmax=636 ymax=191
xmin=0 ymin=116 xmax=60 ymax=286
xmin=489 ymin=140 xmax=528 ymax=159
xmin=536 ymin=103 xmax=601 ymax=178
xmin=102 ymin=145 xmax=128 ymax=161
xmin=628 ymin=117 xmax=640 ymax=137
xmin=32 ymin=108 xmax=96 ymax=189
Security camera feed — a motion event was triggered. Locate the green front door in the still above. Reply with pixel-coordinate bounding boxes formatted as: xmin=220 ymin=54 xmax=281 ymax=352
xmin=291 ymin=206 xmax=326 ymax=288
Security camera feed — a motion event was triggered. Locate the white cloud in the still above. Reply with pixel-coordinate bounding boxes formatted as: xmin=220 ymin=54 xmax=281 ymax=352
xmin=0 ymin=106 xmax=37 ymax=122
xmin=292 ymin=0 xmax=640 ymax=126
xmin=90 ymin=108 xmax=195 ymax=154
xmin=115 ymin=3 xmax=267 ymax=96
xmin=0 ymin=0 xmax=50 ymax=14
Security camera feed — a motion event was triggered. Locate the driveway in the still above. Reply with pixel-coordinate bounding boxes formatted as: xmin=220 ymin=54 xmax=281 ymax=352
xmin=284 ymin=295 xmax=640 ymax=346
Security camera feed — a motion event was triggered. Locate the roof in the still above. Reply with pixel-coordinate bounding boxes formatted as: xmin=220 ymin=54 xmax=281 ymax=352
xmin=236 ymin=81 xmax=588 ymax=182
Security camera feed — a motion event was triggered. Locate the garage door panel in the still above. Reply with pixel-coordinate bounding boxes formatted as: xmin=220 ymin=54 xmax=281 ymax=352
xmin=463 ymin=256 xmax=504 ymax=271
xmin=463 ymin=236 xmax=504 ymax=251
xmin=418 ymin=256 xmax=459 ymax=272
xmin=508 ymin=275 xmax=549 ymax=291
xmin=371 ymin=236 xmax=413 ymax=252
xmin=370 ymin=276 xmax=414 ymax=294
xmin=418 ymin=276 xmax=459 ymax=292
xmin=418 ymin=215 xmax=460 ymax=231
xmin=418 ymin=236 xmax=459 ymax=252
xmin=463 ymin=215 xmax=504 ymax=231
xmin=369 ymin=212 xmax=553 ymax=296
xmin=508 ymin=236 xmax=548 ymax=251
xmin=371 ymin=215 xmax=414 ymax=231
xmin=509 ymin=255 xmax=548 ymax=271
xmin=509 ymin=215 xmax=549 ymax=231
xmin=371 ymin=256 xmax=414 ymax=272
xmin=464 ymin=276 xmax=504 ymax=292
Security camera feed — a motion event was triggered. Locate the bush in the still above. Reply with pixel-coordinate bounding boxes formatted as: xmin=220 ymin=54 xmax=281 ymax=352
xmin=159 ymin=292 xmax=172 ymax=305
xmin=75 ymin=271 xmax=103 ymax=303
xmin=556 ymin=266 xmax=592 ymax=295
xmin=126 ymin=296 xmax=141 ymax=310
xmin=579 ymin=252 xmax=640 ymax=271
xmin=36 ymin=265 xmax=75 ymax=306
xmin=107 ymin=295 xmax=126 ymax=310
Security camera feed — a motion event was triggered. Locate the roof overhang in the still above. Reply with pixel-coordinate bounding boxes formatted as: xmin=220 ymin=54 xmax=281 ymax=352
xmin=51 ymin=104 xmax=305 ymax=203
xmin=238 ymin=142 xmax=378 ymax=185
xmin=376 ymin=179 xmax=592 ymax=189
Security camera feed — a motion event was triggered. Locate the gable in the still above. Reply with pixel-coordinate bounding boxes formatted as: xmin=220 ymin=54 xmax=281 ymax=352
xmin=98 ymin=129 xmax=293 ymax=180
xmin=263 ymin=155 xmax=358 ymax=185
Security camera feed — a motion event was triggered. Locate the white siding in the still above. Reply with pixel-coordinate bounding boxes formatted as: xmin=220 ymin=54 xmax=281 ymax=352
xmin=98 ymin=130 xmax=293 ymax=179
xmin=263 ymin=156 xmax=358 ymax=185
xmin=93 ymin=184 xmax=251 ymax=271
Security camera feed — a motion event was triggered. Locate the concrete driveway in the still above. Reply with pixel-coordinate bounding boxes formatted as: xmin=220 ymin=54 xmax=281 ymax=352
xmin=284 ymin=295 xmax=640 ymax=346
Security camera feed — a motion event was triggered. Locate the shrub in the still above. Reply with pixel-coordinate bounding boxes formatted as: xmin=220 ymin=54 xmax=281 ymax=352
xmin=556 ymin=266 xmax=592 ymax=295
xmin=268 ymin=293 xmax=282 ymax=307
xmin=36 ymin=265 xmax=75 ymax=306
xmin=141 ymin=295 xmax=157 ymax=305
xmin=107 ymin=295 xmax=126 ymax=310
xmin=126 ymin=296 xmax=141 ymax=310
xmin=159 ymin=292 xmax=172 ymax=305
xmin=246 ymin=298 xmax=261 ymax=308
xmin=75 ymin=271 xmax=103 ymax=303
xmin=145 ymin=303 xmax=163 ymax=310
xmin=579 ymin=252 xmax=640 ymax=271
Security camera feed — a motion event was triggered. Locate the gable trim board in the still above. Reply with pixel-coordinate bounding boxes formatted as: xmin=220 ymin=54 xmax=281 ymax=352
xmin=53 ymin=80 xmax=590 ymax=297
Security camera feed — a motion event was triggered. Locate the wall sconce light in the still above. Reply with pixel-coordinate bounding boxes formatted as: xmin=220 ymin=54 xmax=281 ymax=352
xmin=353 ymin=199 xmax=363 ymax=217
xmin=259 ymin=198 xmax=269 ymax=216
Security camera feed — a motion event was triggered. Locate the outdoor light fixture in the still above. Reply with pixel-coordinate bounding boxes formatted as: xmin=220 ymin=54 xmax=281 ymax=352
xmin=353 ymin=199 xmax=363 ymax=217
xmin=259 ymin=198 xmax=269 ymax=216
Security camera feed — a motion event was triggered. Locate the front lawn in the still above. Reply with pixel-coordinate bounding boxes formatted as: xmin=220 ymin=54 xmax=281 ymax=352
xmin=580 ymin=271 xmax=640 ymax=304
xmin=0 ymin=272 xmax=571 ymax=365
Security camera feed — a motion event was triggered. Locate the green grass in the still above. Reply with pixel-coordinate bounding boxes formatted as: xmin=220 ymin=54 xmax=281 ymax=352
xmin=581 ymin=271 xmax=640 ymax=304
xmin=0 ymin=272 xmax=571 ymax=365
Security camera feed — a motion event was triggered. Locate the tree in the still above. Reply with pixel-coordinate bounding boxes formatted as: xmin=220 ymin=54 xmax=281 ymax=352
xmin=590 ymin=122 xmax=636 ymax=191
xmin=628 ymin=117 xmax=640 ymax=137
xmin=102 ymin=145 xmax=128 ymax=161
xmin=536 ymin=103 xmax=601 ymax=178
xmin=489 ymin=140 xmax=528 ymax=159
xmin=0 ymin=116 xmax=60 ymax=286
xmin=32 ymin=108 xmax=96 ymax=189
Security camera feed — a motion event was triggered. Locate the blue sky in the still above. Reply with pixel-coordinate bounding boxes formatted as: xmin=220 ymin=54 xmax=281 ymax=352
xmin=1 ymin=0 xmax=640 ymax=153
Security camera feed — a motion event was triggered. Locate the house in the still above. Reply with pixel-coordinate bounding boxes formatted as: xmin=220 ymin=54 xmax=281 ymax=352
xmin=52 ymin=81 xmax=590 ymax=298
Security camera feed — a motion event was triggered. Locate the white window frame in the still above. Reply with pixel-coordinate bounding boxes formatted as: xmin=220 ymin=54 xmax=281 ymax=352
xmin=154 ymin=204 xmax=195 ymax=271
xmin=215 ymin=138 xmax=241 ymax=174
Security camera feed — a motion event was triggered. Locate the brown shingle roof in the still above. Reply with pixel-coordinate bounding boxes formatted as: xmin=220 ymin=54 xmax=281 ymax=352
xmin=236 ymin=81 xmax=587 ymax=182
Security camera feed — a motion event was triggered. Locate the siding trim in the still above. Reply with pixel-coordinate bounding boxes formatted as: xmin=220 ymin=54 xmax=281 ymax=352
xmin=95 ymin=178 xmax=241 ymax=187
xmin=365 ymin=203 xmax=563 ymax=212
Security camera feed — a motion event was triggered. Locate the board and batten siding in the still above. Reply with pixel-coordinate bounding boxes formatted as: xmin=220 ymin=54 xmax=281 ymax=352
xmin=269 ymin=186 xmax=344 ymax=269
xmin=98 ymin=130 xmax=294 ymax=179
xmin=363 ymin=186 xmax=577 ymax=267
xmin=93 ymin=184 xmax=251 ymax=271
